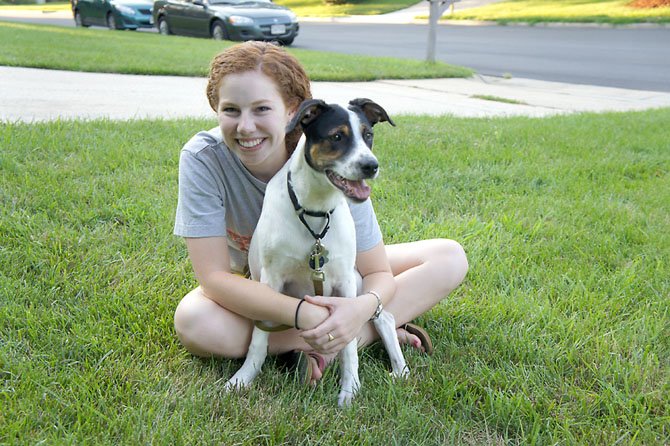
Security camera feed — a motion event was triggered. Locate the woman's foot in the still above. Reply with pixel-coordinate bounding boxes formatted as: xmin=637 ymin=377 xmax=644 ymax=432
xmin=396 ymin=323 xmax=434 ymax=355
xmin=295 ymin=351 xmax=335 ymax=386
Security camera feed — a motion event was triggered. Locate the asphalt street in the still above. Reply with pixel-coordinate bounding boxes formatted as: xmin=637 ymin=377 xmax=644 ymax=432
xmin=296 ymin=23 xmax=670 ymax=92
xmin=1 ymin=8 xmax=669 ymax=92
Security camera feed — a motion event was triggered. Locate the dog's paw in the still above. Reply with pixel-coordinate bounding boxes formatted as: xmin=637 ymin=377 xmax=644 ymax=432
xmin=390 ymin=365 xmax=410 ymax=379
xmin=337 ymin=390 xmax=357 ymax=408
xmin=223 ymin=379 xmax=240 ymax=392
xmin=223 ymin=376 xmax=250 ymax=392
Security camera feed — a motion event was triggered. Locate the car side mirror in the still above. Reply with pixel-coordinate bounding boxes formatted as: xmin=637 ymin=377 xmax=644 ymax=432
xmin=193 ymin=0 xmax=206 ymax=7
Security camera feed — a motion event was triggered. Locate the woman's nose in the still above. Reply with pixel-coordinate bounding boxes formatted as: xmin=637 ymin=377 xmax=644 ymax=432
xmin=237 ymin=111 xmax=256 ymax=134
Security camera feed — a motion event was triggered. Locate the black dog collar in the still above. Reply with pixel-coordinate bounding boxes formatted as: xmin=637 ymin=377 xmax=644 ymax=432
xmin=286 ymin=170 xmax=334 ymax=240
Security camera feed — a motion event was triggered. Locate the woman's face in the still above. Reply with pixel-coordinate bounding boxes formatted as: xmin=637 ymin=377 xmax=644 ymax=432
xmin=217 ymin=70 xmax=294 ymax=182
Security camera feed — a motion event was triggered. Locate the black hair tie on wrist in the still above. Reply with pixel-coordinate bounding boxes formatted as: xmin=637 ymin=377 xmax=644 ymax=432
xmin=294 ymin=298 xmax=306 ymax=330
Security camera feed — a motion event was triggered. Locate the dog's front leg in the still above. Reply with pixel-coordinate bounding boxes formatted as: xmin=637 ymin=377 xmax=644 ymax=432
xmin=337 ymin=339 xmax=360 ymax=407
xmin=224 ymin=326 xmax=269 ymax=391
xmin=373 ymin=311 xmax=409 ymax=378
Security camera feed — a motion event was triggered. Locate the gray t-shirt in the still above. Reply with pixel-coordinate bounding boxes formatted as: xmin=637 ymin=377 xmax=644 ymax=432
xmin=174 ymin=127 xmax=382 ymax=274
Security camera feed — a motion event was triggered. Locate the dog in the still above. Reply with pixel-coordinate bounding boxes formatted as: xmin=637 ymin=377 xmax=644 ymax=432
xmin=223 ymin=98 xmax=409 ymax=407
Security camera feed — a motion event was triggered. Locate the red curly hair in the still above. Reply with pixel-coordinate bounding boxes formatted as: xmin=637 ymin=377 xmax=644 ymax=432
xmin=206 ymin=42 xmax=312 ymax=154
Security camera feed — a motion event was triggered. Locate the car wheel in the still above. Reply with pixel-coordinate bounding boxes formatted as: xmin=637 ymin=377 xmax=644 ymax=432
xmin=158 ymin=16 xmax=171 ymax=35
xmin=106 ymin=12 xmax=117 ymax=30
xmin=74 ymin=10 xmax=89 ymax=27
xmin=211 ymin=20 xmax=228 ymax=40
xmin=279 ymin=37 xmax=295 ymax=46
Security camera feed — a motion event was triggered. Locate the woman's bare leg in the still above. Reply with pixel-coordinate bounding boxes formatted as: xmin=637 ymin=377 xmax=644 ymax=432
xmin=174 ymin=238 xmax=467 ymax=373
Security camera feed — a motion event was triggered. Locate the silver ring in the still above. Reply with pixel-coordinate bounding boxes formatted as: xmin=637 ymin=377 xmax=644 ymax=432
xmin=327 ymin=332 xmax=335 ymax=342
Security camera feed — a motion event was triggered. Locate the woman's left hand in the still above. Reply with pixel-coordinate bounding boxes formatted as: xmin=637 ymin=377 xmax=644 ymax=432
xmin=298 ymin=294 xmax=375 ymax=355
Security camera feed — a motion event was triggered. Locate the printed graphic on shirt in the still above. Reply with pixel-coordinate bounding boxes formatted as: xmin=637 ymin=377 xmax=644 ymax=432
xmin=227 ymin=229 xmax=252 ymax=252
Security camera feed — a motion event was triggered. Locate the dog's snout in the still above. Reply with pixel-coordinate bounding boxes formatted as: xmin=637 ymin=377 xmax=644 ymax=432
xmin=361 ymin=159 xmax=379 ymax=178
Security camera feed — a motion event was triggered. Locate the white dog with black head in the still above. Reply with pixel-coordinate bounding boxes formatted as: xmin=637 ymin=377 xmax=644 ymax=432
xmin=224 ymin=98 xmax=408 ymax=407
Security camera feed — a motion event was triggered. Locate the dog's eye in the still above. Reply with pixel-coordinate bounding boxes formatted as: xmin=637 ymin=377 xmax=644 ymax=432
xmin=364 ymin=131 xmax=373 ymax=140
xmin=330 ymin=133 xmax=342 ymax=142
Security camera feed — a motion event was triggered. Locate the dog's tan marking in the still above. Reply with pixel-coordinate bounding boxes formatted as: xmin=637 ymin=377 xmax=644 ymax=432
xmin=309 ymin=139 xmax=347 ymax=170
xmin=329 ymin=125 xmax=350 ymax=138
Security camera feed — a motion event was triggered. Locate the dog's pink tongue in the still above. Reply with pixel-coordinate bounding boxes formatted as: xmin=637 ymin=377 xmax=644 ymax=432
xmin=327 ymin=171 xmax=372 ymax=202
xmin=344 ymin=179 xmax=371 ymax=201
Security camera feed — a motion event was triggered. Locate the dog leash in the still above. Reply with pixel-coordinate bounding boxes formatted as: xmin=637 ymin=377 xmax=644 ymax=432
xmin=286 ymin=171 xmax=334 ymax=297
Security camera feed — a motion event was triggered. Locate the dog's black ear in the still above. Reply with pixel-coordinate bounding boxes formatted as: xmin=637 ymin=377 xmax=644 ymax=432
xmin=286 ymin=99 xmax=329 ymax=133
xmin=349 ymin=98 xmax=396 ymax=127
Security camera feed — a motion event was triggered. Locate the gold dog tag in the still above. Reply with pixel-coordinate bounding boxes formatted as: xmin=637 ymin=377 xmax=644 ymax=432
xmin=308 ymin=241 xmax=329 ymax=271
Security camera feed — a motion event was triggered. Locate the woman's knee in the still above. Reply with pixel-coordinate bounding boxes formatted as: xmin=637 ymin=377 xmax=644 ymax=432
xmin=173 ymin=288 xmax=250 ymax=359
xmin=174 ymin=290 xmax=213 ymax=356
xmin=174 ymin=289 xmax=207 ymax=339
xmin=428 ymin=239 xmax=469 ymax=293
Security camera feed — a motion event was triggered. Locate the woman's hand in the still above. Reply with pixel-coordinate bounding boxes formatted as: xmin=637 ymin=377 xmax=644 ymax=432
xmin=298 ymin=294 xmax=377 ymax=355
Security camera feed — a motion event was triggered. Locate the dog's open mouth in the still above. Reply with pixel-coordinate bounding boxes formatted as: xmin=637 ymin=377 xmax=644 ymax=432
xmin=326 ymin=170 xmax=371 ymax=202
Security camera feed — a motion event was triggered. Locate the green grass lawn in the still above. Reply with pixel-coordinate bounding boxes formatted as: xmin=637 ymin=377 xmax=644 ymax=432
xmin=446 ymin=0 xmax=670 ymax=24
xmin=0 ymin=20 xmax=472 ymax=80
xmin=2 ymin=109 xmax=669 ymax=444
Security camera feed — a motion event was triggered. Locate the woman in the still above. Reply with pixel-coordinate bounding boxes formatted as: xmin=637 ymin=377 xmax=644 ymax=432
xmin=173 ymin=41 xmax=468 ymax=384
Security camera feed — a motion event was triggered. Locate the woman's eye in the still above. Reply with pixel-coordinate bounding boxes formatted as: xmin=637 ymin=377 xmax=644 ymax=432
xmin=222 ymin=107 xmax=239 ymax=114
xmin=256 ymin=106 xmax=271 ymax=113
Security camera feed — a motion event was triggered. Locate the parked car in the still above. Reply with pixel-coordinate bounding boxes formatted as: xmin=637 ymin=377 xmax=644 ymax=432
xmin=72 ymin=0 xmax=154 ymax=30
xmin=153 ymin=0 xmax=299 ymax=45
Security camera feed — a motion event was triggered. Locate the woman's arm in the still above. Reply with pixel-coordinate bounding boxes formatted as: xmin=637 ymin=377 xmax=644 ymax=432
xmin=358 ymin=241 xmax=397 ymax=309
xmin=186 ymin=236 xmax=329 ymax=329
xmin=298 ymin=241 xmax=397 ymax=354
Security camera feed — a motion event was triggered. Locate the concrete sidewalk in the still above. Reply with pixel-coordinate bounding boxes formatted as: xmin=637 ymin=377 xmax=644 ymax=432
xmin=1 ymin=66 xmax=670 ymax=122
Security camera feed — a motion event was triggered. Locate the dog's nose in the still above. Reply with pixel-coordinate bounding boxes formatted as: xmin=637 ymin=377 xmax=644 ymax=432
xmin=361 ymin=159 xmax=379 ymax=178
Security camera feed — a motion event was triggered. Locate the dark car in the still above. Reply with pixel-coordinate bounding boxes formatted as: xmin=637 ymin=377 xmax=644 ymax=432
xmin=153 ymin=0 xmax=298 ymax=45
xmin=72 ymin=0 xmax=154 ymax=30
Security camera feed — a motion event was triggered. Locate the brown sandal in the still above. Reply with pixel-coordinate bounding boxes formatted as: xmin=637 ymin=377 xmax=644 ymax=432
xmin=400 ymin=323 xmax=434 ymax=356
xmin=297 ymin=351 xmax=326 ymax=386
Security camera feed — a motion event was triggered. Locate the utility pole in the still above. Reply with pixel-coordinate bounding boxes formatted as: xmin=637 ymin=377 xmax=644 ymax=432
xmin=426 ymin=0 xmax=459 ymax=63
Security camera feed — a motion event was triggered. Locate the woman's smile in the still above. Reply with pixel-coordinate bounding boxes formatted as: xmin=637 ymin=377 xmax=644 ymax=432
xmin=236 ymin=137 xmax=266 ymax=150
